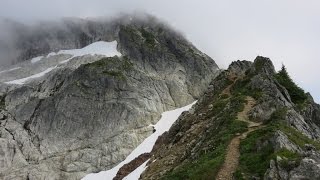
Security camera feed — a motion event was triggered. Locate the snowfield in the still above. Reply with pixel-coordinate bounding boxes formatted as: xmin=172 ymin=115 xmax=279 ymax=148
xmin=83 ymin=101 xmax=197 ymax=180
xmin=5 ymin=66 xmax=57 ymax=85
xmin=4 ymin=41 xmax=121 ymax=85
xmin=49 ymin=40 xmax=121 ymax=64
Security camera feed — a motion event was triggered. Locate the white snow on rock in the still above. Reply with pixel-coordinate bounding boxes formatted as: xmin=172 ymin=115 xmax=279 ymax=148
xmin=30 ymin=56 xmax=44 ymax=63
xmin=49 ymin=40 xmax=121 ymax=64
xmin=0 ymin=67 xmax=21 ymax=74
xmin=123 ymin=160 xmax=149 ymax=180
xmin=5 ymin=66 xmax=57 ymax=85
xmin=82 ymin=101 xmax=197 ymax=180
xmin=54 ymin=40 xmax=121 ymax=65
xmin=47 ymin=52 xmax=56 ymax=57
xmin=4 ymin=41 xmax=121 ymax=85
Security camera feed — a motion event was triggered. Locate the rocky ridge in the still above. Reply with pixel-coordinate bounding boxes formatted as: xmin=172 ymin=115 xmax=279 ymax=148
xmin=0 ymin=15 xmax=219 ymax=179
xmin=141 ymin=57 xmax=320 ymax=179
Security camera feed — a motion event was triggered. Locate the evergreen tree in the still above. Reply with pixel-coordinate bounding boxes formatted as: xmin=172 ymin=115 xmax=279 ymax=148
xmin=275 ymin=64 xmax=307 ymax=105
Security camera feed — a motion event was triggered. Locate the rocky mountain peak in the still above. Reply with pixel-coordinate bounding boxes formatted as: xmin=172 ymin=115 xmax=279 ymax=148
xmin=141 ymin=56 xmax=320 ymax=180
xmin=0 ymin=13 xmax=188 ymax=67
xmin=1 ymin=13 xmax=319 ymax=180
xmin=253 ymin=56 xmax=276 ymax=75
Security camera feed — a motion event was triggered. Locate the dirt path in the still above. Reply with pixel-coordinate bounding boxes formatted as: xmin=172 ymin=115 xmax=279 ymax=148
xmin=216 ymin=96 xmax=262 ymax=180
xmin=220 ymin=73 xmax=239 ymax=97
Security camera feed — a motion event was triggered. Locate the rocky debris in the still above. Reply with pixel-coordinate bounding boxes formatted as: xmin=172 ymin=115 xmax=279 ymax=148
xmin=114 ymin=153 xmax=151 ymax=180
xmin=0 ymin=15 xmax=219 ymax=179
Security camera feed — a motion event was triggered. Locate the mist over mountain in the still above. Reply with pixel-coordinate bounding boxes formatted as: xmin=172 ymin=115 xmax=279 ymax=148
xmin=0 ymin=2 xmax=320 ymax=180
xmin=1 ymin=0 xmax=319 ymax=102
xmin=0 ymin=14 xmax=178 ymax=67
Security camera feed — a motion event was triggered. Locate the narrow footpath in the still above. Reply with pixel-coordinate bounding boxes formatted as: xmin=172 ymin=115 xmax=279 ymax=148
xmin=216 ymin=96 xmax=263 ymax=180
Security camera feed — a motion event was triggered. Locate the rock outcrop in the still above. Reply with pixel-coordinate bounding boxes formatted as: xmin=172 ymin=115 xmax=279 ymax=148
xmin=0 ymin=15 xmax=219 ymax=179
xmin=141 ymin=56 xmax=320 ymax=180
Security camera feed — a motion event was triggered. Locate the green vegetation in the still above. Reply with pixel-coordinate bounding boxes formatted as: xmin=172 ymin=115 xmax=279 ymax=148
xmin=102 ymin=70 xmax=124 ymax=78
xmin=234 ymin=109 xmax=282 ymax=178
xmin=188 ymin=48 xmax=195 ymax=54
xmin=232 ymin=76 xmax=263 ymax=100
xmin=162 ymin=94 xmax=248 ymax=179
xmin=140 ymin=28 xmax=156 ymax=48
xmin=235 ymin=125 xmax=303 ymax=178
xmin=254 ymin=57 xmax=268 ymax=72
xmin=276 ymin=149 xmax=301 ymax=171
xmin=85 ymin=56 xmax=134 ymax=80
xmin=275 ymin=65 xmax=307 ymax=105
xmin=220 ymin=94 xmax=230 ymax=99
xmin=163 ymin=120 xmax=248 ymax=180
xmin=235 ymin=107 xmax=320 ymax=178
xmin=278 ymin=123 xmax=320 ymax=150
xmin=156 ymin=63 xmax=315 ymax=179
xmin=235 ymin=126 xmax=275 ymax=179
xmin=234 ymin=108 xmax=288 ymax=178
xmin=210 ymin=99 xmax=228 ymax=114
xmin=121 ymin=25 xmax=138 ymax=40
xmin=264 ymin=107 xmax=288 ymax=124
xmin=121 ymin=25 xmax=157 ymax=48
xmin=122 ymin=56 xmax=134 ymax=69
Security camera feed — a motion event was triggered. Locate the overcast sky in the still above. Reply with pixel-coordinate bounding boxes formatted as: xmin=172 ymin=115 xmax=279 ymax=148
xmin=1 ymin=0 xmax=320 ymax=102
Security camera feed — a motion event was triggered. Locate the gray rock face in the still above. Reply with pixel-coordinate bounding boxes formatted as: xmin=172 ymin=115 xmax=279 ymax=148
xmin=265 ymin=148 xmax=320 ymax=180
xmin=289 ymin=153 xmax=320 ymax=179
xmin=0 ymin=16 xmax=219 ymax=179
xmin=273 ymin=130 xmax=303 ymax=153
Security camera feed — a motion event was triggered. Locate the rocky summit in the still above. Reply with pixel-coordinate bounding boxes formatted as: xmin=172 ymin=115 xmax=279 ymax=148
xmin=1 ymin=14 xmax=320 ymax=180
xmin=141 ymin=57 xmax=320 ymax=180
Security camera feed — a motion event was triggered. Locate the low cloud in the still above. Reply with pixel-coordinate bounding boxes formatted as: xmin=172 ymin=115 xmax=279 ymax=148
xmin=0 ymin=0 xmax=319 ymax=102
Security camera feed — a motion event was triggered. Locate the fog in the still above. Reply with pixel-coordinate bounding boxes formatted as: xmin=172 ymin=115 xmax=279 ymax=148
xmin=1 ymin=0 xmax=319 ymax=102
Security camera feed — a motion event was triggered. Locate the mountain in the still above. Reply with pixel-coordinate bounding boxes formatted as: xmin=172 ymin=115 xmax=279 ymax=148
xmin=141 ymin=57 xmax=320 ymax=179
xmin=0 ymin=15 xmax=219 ymax=179
xmin=1 ymin=14 xmax=320 ymax=180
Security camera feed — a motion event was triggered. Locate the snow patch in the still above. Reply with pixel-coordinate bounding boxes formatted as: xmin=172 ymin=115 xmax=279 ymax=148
xmin=5 ymin=66 xmax=57 ymax=85
xmin=47 ymin=52 xmax=56 ymax=57
xmin=55 ymin=41 xmax=121 ymax=64
xmin=82 ymin=101 xmax=196 ymax=180
xmin=30 ymin=56 xmax=44 ymax=63
xmin=5 ymin=41 xmax=121 ymax=85
xmin=56 ymin=41 xmax=121 ymax=64
xmin=48 ymin=41 xmax=121 ymax=63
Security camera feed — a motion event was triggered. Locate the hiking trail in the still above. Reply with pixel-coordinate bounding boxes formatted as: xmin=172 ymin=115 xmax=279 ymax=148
xmin=216 ymin=96 xmax=263 ymax=180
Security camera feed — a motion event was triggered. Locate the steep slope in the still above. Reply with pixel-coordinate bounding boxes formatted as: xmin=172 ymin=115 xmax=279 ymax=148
xmin=0 ymin=15 xmax=219 ymax=179
xmin=83 ymin=102 xmax=196 ymax=180
xmin=141 ymin=56 xmax=320 ymax=179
